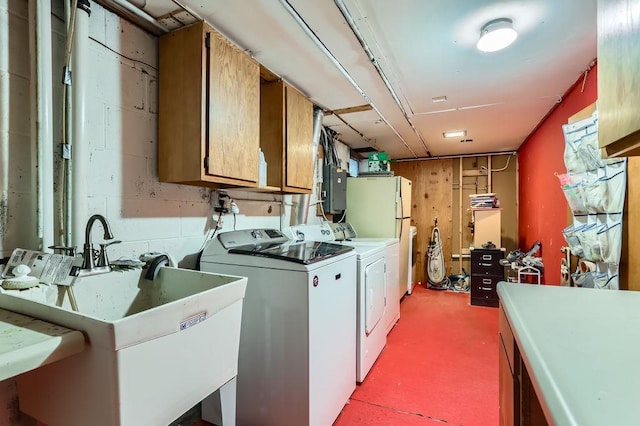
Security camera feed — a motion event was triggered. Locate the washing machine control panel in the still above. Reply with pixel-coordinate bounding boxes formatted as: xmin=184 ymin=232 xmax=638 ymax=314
xmin=328 ymin=222 xmax=358 ymax=240
xmin=218 ymin=229 xmax=289 ymax=249
xmin=342 ymin=223 xmax=358 ymax=240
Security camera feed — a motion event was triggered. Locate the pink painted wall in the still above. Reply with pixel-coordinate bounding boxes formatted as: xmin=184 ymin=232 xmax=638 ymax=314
xmin=518 ymin=64 xmax=598 ymax=284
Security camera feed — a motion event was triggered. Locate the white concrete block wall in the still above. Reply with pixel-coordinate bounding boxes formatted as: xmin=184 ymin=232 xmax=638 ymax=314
xmin=0 ymin=0 xmax=280 ymax=421
xmin=75 ymin=2 xmax=282 ymax=266
xmin=0 ymin=0 xmax=37 ymax=259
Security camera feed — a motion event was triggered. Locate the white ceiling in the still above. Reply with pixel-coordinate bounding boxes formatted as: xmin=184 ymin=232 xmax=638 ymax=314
xmin=117 ymin=0 xmax=597 ymax=159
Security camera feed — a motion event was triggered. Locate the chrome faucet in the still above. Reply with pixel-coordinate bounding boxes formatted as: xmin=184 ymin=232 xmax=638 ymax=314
xmin=80 ymin=214 xmax=120 ymax=276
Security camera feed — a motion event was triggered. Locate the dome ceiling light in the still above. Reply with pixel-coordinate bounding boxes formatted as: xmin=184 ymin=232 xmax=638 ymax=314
xmin=477 ymin=18 xmax=518 ymax=52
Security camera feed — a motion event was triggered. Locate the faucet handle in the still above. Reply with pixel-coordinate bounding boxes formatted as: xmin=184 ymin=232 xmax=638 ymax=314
xmin=97 ymin=240 xmax=122 ymax=267
xmin=48 ymin=245 xmax=77 ymax=256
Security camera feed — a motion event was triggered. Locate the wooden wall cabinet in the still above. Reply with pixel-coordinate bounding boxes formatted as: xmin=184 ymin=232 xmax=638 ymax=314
xmin=597 ymin=0 xmax=640 ymax=157
xmin=260 ymin=80 xmax=315 ymax=193
xmin=158 ymin=21 xmax=260 ymax=187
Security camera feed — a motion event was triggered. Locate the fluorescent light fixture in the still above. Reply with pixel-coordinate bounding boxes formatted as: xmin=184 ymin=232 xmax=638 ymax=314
xmin=443 ymin=130 xmax=466 ymax=138
xmin=432 ymin=95 xmax=447 ymax=103
xmin=477 ymin=18 xmax=517 ymax=52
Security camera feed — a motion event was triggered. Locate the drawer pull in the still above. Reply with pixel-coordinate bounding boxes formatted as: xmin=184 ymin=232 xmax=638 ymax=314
xmin=482 ymin=278 xmax=492 ymax=284
xmin=480 ymin=263 xmax=492 ymax=267
xmin=482 ymin=255 xmax=492 ymax=260
xmin=481 ymin=286 xmax=492 ymax=291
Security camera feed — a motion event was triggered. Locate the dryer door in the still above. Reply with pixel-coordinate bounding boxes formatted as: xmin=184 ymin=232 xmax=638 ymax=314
xmin=365 ymin=258 xmax=386 ymax=334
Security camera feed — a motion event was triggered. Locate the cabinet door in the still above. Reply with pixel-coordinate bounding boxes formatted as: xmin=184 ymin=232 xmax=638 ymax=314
xmin=499 ymin=336 xmax=515 ymax=426
xmin=207 ymin=30 xmax=260 ymax=184
xmin=598 ymin=0 xmax=640 ymax=157
xmin=285 ymin=86 xmax=314 ymax=190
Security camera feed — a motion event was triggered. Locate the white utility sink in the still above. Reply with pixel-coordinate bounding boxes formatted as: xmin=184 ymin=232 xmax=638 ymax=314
xmin=0 ymin=267 xmax=247 ymax=426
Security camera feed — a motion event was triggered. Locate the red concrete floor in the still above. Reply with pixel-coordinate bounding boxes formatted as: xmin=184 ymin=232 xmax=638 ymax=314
xmin=333 ymin=285 xmax=500 ymax=425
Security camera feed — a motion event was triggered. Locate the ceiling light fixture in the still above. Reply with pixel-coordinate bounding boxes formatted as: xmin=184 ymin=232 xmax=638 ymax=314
xmin=443 ymin=130 xmax=466 ymax=138
xmin=477 ymin=18 xmax=517 ymax=52
xmin=432 ymin=96 xmax=448 ymax=103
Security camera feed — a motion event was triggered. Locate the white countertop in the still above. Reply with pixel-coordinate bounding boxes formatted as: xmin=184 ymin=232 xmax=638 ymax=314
xmin=0 ymin=309 xmax=85 ymax=381
xmin=497 ymin=282 xmax=640 ymax=426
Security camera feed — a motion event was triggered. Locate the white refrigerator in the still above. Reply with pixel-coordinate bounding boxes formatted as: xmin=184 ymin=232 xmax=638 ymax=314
xmin=346 ymin=175 xmax=412 ymax=300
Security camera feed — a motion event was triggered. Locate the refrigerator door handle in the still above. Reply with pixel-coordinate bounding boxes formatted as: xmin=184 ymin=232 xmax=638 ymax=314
xmin=399 ymin=181 xmax=404 ymax=219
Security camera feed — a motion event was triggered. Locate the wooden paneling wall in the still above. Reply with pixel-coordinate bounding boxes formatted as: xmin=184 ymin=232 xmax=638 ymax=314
xmin=391 ymin=160 xmax=453 ymax=284
xmin=393 ymin=155 xmax=518 ymax=285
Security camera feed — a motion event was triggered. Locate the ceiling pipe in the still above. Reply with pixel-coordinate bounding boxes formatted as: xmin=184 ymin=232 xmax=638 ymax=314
xmin=30 ymin=0 xmax=55 ymax=252
xmin=395 ymin=151 xmax=517 ymax=162
xmin=96 ymin=0 xmax=168 ymax=35
xmin=333 ymin=0 xmax=431 ymax=157
xmin=71 ymin=0 xmax=91 ymax=248
xmin=276 ymin=0 xmax=418 ymax=159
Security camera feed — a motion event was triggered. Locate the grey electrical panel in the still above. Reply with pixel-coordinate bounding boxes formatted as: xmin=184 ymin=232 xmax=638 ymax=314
xmin=322 ymin=165 xmax=347 ymax=214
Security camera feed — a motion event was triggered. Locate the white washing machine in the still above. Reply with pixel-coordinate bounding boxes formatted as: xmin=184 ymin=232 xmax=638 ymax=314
xmin=199 ymin=229 xmax=356 ymax=426
xmin=328 ymin=222 xmax=401 ymax=335
xmin=284 ymin=223 xmax=387 ymax=382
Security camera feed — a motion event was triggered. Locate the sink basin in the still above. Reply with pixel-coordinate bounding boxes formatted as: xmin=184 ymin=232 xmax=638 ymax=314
xmin=0 ymin=267 xmax=247 ymax=426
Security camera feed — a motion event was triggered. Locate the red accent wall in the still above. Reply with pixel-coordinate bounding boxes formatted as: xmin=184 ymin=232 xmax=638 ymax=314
xmin=518 ymin=63 xmax=598 ymax=284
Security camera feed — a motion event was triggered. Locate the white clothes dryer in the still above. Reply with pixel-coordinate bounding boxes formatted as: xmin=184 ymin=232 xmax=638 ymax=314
xmin=284 ymin=223 xmax=387 ymax=382
xmin=328 ymin=222 xmax=401 ymax=335
xmin=199 ymin=229 xmax=356 ymax=426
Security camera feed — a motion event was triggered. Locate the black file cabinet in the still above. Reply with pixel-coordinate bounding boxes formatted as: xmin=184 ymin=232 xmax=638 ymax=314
xmin=470 ymin=248 xmax=505 ymax=307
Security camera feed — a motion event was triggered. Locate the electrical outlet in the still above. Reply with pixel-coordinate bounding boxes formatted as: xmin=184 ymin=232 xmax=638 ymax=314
xmin=214 ymin=191 xmax=230 ymax=213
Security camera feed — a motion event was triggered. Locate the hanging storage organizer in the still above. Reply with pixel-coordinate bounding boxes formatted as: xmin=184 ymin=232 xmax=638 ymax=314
xmin=559 ymin=110 xmax=626 ymax=290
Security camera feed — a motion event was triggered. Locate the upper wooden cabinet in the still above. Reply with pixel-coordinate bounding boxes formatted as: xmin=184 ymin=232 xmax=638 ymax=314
xmin=597 ymin=0 xmax=640 ymax=157
xmin=261 ymin=80 xmax=315 ymax=193
xmin=158 ymin=21 xmax=260 ymax=187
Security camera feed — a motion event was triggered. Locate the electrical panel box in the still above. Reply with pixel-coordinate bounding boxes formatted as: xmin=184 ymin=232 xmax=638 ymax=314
xmin=322 ymin=165 xmax=347 ymax=214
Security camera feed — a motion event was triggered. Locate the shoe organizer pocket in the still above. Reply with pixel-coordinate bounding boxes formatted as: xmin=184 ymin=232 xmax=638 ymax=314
xmin=563 ymin=224 xmax=584 ymax=258
xmin=598 ymin=222 xmax=622 ymax=264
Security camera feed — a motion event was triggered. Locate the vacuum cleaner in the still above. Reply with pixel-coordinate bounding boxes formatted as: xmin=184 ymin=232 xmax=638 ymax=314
xmin=426 ymin=219 xmax=450 ymax=290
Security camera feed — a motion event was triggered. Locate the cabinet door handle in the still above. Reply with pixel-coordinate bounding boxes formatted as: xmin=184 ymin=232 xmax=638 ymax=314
xmin=482 ymin=255 xmax=492 ymax=260
xmin=482 ymin=278 xmax=492 ymax=284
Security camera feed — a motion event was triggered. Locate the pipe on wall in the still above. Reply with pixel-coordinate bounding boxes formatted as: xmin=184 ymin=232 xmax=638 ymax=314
xmin=291 ymin=107 xmax=324 ymax=226
xmin=71 ymin=0 xmax=91 ymax=247
xmin=30 ymin=0 xmax=55 ymax=252
xmin=395 ymin=151 xmax=517 ymax=162
xmin=100 ymin=0 xmax=168 ymax=35
xmin=63 ymin=0 xmax=77 ymax=247
xmin=0 ymin=2 xmax=8 ymax=256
